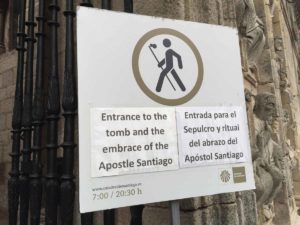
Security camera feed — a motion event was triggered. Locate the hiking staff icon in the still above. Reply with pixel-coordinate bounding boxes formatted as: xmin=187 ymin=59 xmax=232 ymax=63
xmin=148 ymin=44 xmax=176 ymax=91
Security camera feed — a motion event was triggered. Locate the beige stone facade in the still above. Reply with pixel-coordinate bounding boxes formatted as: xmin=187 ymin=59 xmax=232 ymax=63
xmin=1 ymin=0 xmax=300 ymax=224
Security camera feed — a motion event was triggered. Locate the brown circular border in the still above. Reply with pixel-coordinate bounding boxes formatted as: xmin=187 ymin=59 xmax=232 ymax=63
xmin=132 ymin=28 xmax=204 ymax=106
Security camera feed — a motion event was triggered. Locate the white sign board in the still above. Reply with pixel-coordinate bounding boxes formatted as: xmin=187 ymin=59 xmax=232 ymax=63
xmin=77 ymin=7 xmax=255 ymax=213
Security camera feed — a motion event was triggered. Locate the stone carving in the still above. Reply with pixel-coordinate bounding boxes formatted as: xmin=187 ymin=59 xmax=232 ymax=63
xmin=282 ymin=110 xmax=296 ymax=200
xmin=286 ymin=0 xmax=299 ymax=35
xmin=252 ymin=93 xmax=285 ymax=208
xmin=274 ymin=38 xmax=290 ymax=91
xmin=235 ymin=0 xmax=266 ymax=64
xmin=244 ymin=88 xmax=253 ymax=103
xmin=296 ymin=1 xmax=300 ymax=28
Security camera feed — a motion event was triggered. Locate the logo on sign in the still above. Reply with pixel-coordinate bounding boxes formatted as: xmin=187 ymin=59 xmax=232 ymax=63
xmin=132 ymin=28 xmax=204 ymax=106
xmin=220 ymin=170 xmax=231 ymax=183
xmin=232 ymin=166 xmax=246 ymax=183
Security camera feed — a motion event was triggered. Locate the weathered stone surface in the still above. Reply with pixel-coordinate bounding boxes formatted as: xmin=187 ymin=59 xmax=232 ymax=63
xmin=143 ymin=206 xmax=169 ymax=225
xmin=219 ymin=203 xmax=239 ymax=225
xmin=148 ymin=201 xmax=169 ymax=208
xmin=0 ymin=208 xmax=8 ymax=225
xmin=257 ymin=50 xmax=274 ymax=83
xmin=0 ymin=88 xmax=5 ymax=101
xmin=185 ymin=0 xmax=221 ymax=25
xmin=235 ymin=0 xmax=266 ymax=64
xmin=192 ymin=206 xmax=219 ymax=225
xmin=252 ymin=92 xmax=284 ymax=208
xmin=273 ymin=183 xmax=292 ymax=225
xmin=6 ymin=85 xmax=15 ymax=99
xmin=240 ymin=191 xmax=259 ymax=225
xmin=135 ymin=0 xmax=185 ymax=19
xmin=0 ymin=97 xmax=13 ymax=113
xmin=222 ymin=0 xmax=237 ymax=27
xmin=116 ymin=207 xmax=130 ymax=225
xmin=180 ymin=196 xmax=214 ymax=210
xmin=215 ymin=193 xmax=236 ymax=204
xmin=1 ymin=69 xmax=14 ymax=87
xmin=0 ymin=113 xmax=6 ymax=131
xmin=0 ymin=162 xmax=8 ymax=225
xmin=143 ymin=203 xmax=239 ymax=225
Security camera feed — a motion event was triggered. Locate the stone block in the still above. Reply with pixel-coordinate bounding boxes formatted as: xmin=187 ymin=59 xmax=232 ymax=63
xmin=0 ymin=52 xmax=17 ymax=73
xmin=143 ymin=202 xmax=239 ymax=225
xmin=2 ymin=69 xmax=14 ymax=87
xmin=112 ymin=1 xmax=124 ymax=11
xmin=281 ymin=90 xmax=292 ymax=105
xmin=0 ymin=162 xmax=7 ymax=185
xmin=273 ymin=183 xmax=292 ymax=225
xmin=190 ymin=204 xmax=238 ymax=225
xmin=185 ymin=0 xmax=220 ymax=25
xmin=0 ymin=130 xmax=10 ymax=148
xmin=180 ymin=198 xmax=200 ymax=210
xmin=219 ymin=203 xmax=239 ymax=225
xmin=6 ymin=85 xmax=15 ymax=98
xmin=143 ymin=206 xmax=169 ymax=225
xmin=222 ymin=0 xmax=237 ymax=27
xmin=257 ymin=50 xmax=274 ymax=83
xmin=116 ymin=207 xmax=130 ymax=225
xmin=0 ymin=113 xmax=6 ymax=131
xmin=93 ymin=211 xmax=104 ymax=225
xmin=4 ymin=143 xmax=12 ymax=162
xmin=240 ymin=191 xmax=259 ymax=225
xmin=215 ymin=193 xmax=236 ymax=204
xmin=180 ymin=196 xmax=214 ymax=210
xmin=5 ymin=113 xmax=12 ymax=130
xmin=187 ymin=204 xmax=239 ymax=225
xmin=192 ymin=206 xmax=219 ymax=225
xmin=0 ymin=76 xmax=3 ymax=89
xmin=135 ymin=0 xmax=185 ymax=20
xmin=0 ymin=98 xmax=13 ymax=113
xmin=0 ymin=163 xmax=8 ymax=219
xmin=148 ymin=201 xmax=168 ymax=208
xmin=143 ymin=205 xmax=196 ymax=225
xmin=253 ymin=0 xmax=266 ymax=19
xmin=0 ymin=88 xmax=5 ymax=101
xmin=0 ymin=207 xmax=8 ymax=225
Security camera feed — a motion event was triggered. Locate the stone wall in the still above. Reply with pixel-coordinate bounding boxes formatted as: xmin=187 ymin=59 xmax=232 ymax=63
xmin=0 ymin=50 xmax=17 ymax=224
xmin=1 ymin=0 xmax=300 ymax=225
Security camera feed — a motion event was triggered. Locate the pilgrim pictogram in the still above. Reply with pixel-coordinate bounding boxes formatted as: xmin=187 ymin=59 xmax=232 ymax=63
xmin=132 ymin=28 xmax=204 ymax=106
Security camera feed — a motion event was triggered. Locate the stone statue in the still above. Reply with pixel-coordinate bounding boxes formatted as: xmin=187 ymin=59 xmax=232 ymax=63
xmin=235 ymin=0 xmax=266 ymax=64
xmin=252 ymin=93 xmax=285 ymax=208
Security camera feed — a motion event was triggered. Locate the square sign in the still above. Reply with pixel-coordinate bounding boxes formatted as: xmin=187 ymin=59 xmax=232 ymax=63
xmin=77 ymin=7 xmax=255 ymax=213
